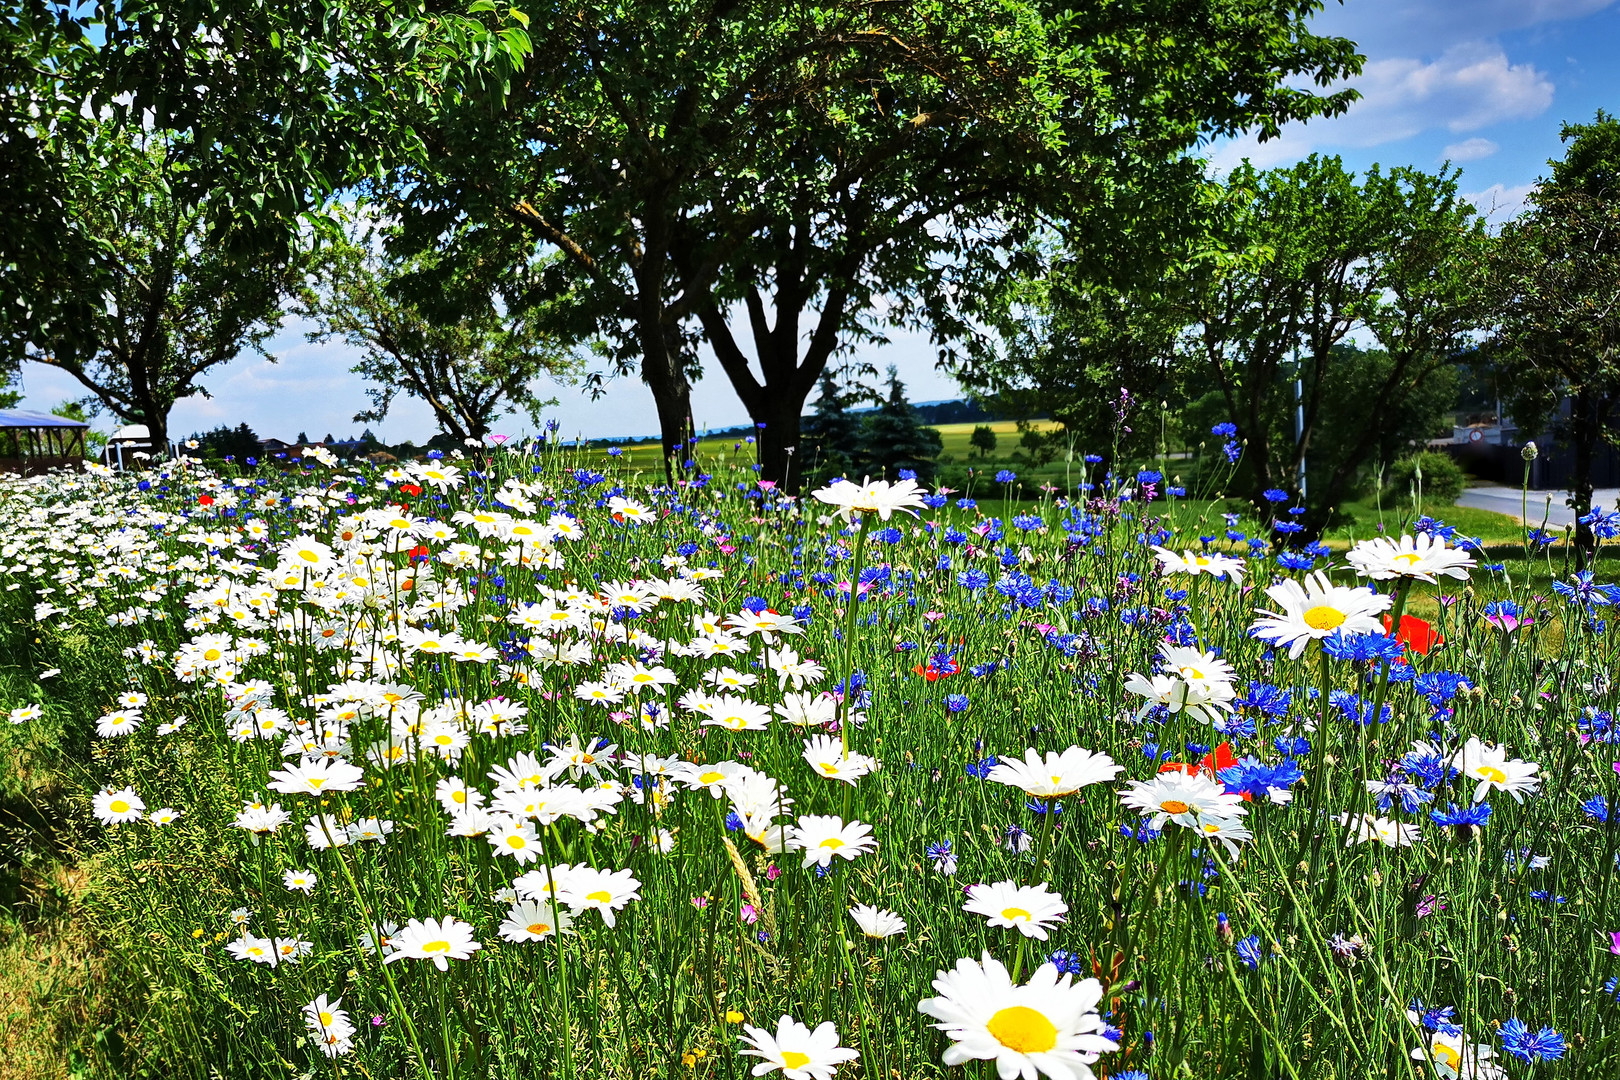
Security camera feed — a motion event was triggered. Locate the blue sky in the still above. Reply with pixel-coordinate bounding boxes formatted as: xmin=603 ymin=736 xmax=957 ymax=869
xmin=15 ymin=0 xmax=1620 ymax=443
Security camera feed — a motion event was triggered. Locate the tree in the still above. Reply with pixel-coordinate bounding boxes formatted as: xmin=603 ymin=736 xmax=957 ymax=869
xmin=857 ymin=367 xmax=943 ymax=483
xmin=965 ymin=279 xmax=1183 ymax=466
xmin=1178 ymin=156 xmax=1485 ymax=530
xmin=20 ymin=124 xmax=303 ymax=449
xmin=969 ymin=425 xmax=998 ymax=459
xmin=191 ymin=423 xmax=260 ymax=461
xmin=799 ymin=369 xmax=865 ymax=485
xmin=295 ymin=224 xmax=575 ymax=444
xmin=383 ymin=0 xmax=1361 ymax=483
xmin=1486 ymin=112 xmax=1620 ymax=560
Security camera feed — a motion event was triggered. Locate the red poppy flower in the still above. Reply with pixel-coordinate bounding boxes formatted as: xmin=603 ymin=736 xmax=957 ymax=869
xmin=407 ymin=544 xmax=431 ymax=563
xmin=912 ymin=658 xmax=959 ymax=682
xmin=398 ymin=483 xmax=423 ymax=497
xmin=1383 ymin=614 xmax=1442 ymax=657
xmin=1157 ymin=741 xmax=1251 ymax=799
xmin=197 ymin=494 xmax=214 ymax=506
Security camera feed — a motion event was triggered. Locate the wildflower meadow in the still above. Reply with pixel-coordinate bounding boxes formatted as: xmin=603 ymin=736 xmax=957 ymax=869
xmin=2 ymin=439 xmax=1614 ymax=1079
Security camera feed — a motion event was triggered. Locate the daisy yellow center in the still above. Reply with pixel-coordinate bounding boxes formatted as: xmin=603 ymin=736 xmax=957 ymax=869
xmin=819 ymin=837 xmax=845 ymax=849
xmin=1303 ymin=606 xmax=1346 ymax=631
xmin=1182 ymin=666 xmax=1205 ymax=680
xmin=204 ymin=648 xmax=222 ymax=662
xmin=1478 ymin=766 xmax=1507 ymax=784
xmin=1194 ymin=556 xmax=1210 ymax=566
xmin=699 ymin=771 xmax=724 ymax=785
xmin=1435 ymin=1044 xmax=1461 ymax=1069
xmin=507 ymin=836 xmax=527 ymax=849
xmin=298 ymin=550 xmax=320 ymax=563
xmin=452 ymin=791 xmax=466 ymax=803
xmin=1002 ymin=906 xmax=1031 ymax=921
xmin=1160 ymin=799 xmax=1191 ymax=815
xmin=527 ymin=923 xmax=551 ymax=935
xmin=819 ymin=763 xmax=839 ymax=774
xmin=308 ymin=778 xmax=325 ymax=789
xmin=109 ymin=799 xmax=130 ymax=814
xmin=318 ymin=1011 xmax=334 ymax=1026
xmin=1395 ymin=553 xmax=1423 ymax=566
xmin=986 ymin=1005 xmax=1058 ymax=1053
xmin=1202 ymin=822 xmax=1221 ymax=834
xmin=586 ymin=889 xmax=613 ymax=904
xmin=781 ymin=1051 xmax=812 ymax=1070
xmin=422 ymin=940 xmax=451 ymax=953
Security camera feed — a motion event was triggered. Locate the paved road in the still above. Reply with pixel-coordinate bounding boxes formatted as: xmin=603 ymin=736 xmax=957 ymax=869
xmin=1456 ymin=485 xmax=1620 ymax=527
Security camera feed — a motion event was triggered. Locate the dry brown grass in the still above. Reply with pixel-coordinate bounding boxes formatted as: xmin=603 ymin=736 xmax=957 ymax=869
xmin=0 ymin=862 xmax=108 ymax=1080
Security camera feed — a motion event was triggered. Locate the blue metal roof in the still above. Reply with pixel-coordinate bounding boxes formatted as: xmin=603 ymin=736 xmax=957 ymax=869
xmin=0 ymin=410 xmax=90 ymax=429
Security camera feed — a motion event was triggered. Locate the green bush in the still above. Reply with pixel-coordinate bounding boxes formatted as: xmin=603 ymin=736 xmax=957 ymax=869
xmin=1383 ymin=450 xmax=1467 ymax=504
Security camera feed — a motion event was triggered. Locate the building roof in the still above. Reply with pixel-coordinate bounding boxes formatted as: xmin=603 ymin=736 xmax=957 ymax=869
xmin=0 ymin=409 xmax=90 ymax=429
xmin=109 ymin=424 xmax=151 ymax=441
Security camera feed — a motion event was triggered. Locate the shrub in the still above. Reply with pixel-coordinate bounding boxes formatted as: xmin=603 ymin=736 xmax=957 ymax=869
xmin=1383 ymin=450 xmax=1467 ymax=504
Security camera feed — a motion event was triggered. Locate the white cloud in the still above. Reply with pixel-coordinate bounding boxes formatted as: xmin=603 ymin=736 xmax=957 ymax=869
xmin=1442 ymin=137 xmax=1501 ymax=162
xmin=1464 ymin=181 xmax=1537 ymax=223
xmin=1209 ymin=43 xmax=1553 ymax=173
xmin=1315 ymin=0 xmax=1617 ymax=58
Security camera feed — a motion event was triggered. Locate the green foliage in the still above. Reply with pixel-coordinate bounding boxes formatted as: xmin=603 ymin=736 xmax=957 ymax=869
xmin=855 ymin=367 xmax=943 ymax=483
xmin=188 ymin=423 xmax=262 ymax=462
xmin=15 ymin=122 xmax=303 ymax=447
xmin=1177 ymin=157 xmax=1485 ymax=526
xmin=799 ymin=370 xmax=863 ymax=486
xmin=294 ymin=217 xmax=575 ymax=444
xmin=1485 ymin=112 xmax=1620 ymax=558
xmin=377 ymin=0 xmax=1361 ymax=481
xmin=1384 ymin=451 xmax=1469 ymax=504
xmin=968 ymin=425 xmax=997 ymax=458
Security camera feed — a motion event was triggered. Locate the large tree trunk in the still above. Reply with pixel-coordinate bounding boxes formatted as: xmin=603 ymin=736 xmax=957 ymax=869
xmin=756 ymin=393 xmax=806 ymax=491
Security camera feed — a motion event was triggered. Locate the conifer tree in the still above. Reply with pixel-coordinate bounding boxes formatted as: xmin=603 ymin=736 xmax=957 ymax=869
xmin=857 ymin=367 xmax=944 ymax=483
xmin=799 ymin=369 xmax=863 ymax=485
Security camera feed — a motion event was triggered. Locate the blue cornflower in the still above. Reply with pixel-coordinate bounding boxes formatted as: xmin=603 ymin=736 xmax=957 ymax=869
xmin=1430 ymin=802 xmax=1491 ymax=829
xmin=958 ymin=568 xmax=990 ymax=590
xmin=944 ymin=694 xmax=970 ymax=714
xmin=1409 ymin=1000 xmax=1462 ymax=1037
xmin=1211 ymin=422 xmax=1238 ymax=437
xmin=1580 ymin=504 xmax=1620 ymax=539
xmin=1219 ymin=757 xmax=1303 ymax=801
xmin=1323 ymin=631 xmax=1404 ymax=664
xmin=1234 ymin=935 xmax=1266 ymax=970
xmin=1400 ymin=749 xmax=1451 ymax=787
xmin=995 ymin=470 xmax=1017 ymax=483
xmin=925 ymin=840 xmax=957 ymax=875
xmin=1238 ymin=682 xmax=1293 ymax=716
xmin=1413 ymin=515 xmax=1456 ymax=540
xmin=1499 ymin=1019 xmax=1566 ymax=1063
xmin=965 ymin=756 xmax=998 ymax=779
xmin=1277 ymin=552 xmax=1315 ymax=570
xmin=1262 ymin=488 xmax=1289 ymax=503
xmin=1414 ymin=671 xmax=1472 ymax=706
xmin=1582 ymin=795 xmax=1611 ymax=823
xmin=1046 ymin=950 xmax=1087 ymax=976
xmin=1368 ymin=775 xmax=1434 ymax=813
xmin=1120 ymin=820 xmax=1161 ymax=843
xmin=1273 ymin=734 xmax=1312 ymax=757
xmin=1553 ymin=570 xmax=1620 ymax=606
